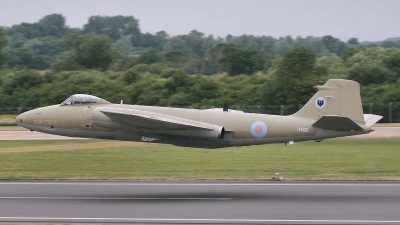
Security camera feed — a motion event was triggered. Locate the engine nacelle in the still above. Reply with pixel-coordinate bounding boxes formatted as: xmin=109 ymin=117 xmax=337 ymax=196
xmin=155 ymin=125 xmax=224 ymax=140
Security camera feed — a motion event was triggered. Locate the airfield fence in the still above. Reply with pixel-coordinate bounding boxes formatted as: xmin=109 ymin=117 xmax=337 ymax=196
xmin=1 ymin=102 xmax=399 ymax=123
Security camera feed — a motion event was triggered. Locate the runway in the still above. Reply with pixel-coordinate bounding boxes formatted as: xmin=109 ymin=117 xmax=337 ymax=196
xmin=0 ymin=130 xmax=83 ymax=140
xmin=0 ymin=181 xmax=399 ymax=224
xmin=0 ymin=127 xmax=399 ymax=140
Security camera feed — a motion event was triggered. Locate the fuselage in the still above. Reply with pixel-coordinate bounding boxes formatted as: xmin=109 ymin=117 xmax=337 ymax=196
xmin=16 ymin=102 xmax=370 ymax=148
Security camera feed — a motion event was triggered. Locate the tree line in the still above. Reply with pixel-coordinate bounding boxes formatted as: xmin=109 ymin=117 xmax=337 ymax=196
xmin=0 ymin=14 xmax=399 ymax=122
xmin=1 ymin=14 xmax=400 ymax=74
xmin=1 ymin=46 xmax=399 ymax=107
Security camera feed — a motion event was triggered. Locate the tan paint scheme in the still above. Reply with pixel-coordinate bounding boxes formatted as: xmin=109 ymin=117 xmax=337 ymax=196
xmin=16 ymin=79 xmax=380 ymax=148
xmin=20 ymin=104 xmax=316 ymax=137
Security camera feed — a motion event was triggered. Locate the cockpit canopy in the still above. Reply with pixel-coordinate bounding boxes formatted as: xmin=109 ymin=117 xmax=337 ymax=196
xmin=61 ymin=94 xmax=110 ymax=105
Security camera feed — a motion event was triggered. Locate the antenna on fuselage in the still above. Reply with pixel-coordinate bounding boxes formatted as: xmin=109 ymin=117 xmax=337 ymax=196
xmin=223 ymin=104 xmax=228 ymax=112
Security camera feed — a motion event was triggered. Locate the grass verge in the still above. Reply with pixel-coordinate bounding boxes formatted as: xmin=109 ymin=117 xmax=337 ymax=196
xmin=0 ymin=139 xmax=103 ymax=148
xmin=0 ymin=138 xmax=399 ymax=180
xmin=0 ymin=115 xmax=17 ymax=127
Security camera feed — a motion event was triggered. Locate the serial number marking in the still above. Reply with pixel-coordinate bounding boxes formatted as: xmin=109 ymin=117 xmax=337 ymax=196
xmin=298 ymin=127 xmax=308 ymax=132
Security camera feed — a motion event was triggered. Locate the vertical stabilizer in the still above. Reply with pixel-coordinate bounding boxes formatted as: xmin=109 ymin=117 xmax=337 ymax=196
xmin=293 ymin=79 xmax=364 ymax=124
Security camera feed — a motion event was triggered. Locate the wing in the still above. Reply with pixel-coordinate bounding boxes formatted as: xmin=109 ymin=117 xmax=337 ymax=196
xmin=95 ymin=107 xmax=224 ymax=139
xmin=312 ymin=115 xmax=363 ymax=131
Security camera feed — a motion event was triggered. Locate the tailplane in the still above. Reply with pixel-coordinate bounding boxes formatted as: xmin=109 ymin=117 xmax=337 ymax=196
xmin=363 ymin=114 xmax=383 ymax=127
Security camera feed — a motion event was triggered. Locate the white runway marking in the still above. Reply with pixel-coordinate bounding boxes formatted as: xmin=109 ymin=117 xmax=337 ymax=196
xmin=0 ymin=182 xmax=399 ymax=187
xmin=0 ymin=217 xmax=399 ymax=224
xmin=0 ymin=196 xmax=232 ymax=200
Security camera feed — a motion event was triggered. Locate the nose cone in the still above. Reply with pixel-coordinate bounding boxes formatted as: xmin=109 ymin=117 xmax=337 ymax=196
xmin=15 ymin=114 xmax=21 ymax=124
xmin=15 ymin=110 xmax=33 ymax=128
xmin=16 ymin=111 xmax=27 ymax=125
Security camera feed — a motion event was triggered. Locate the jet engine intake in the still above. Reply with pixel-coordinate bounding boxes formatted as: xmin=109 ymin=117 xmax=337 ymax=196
xmin=216 ymin=126 xmax=225 ymax=139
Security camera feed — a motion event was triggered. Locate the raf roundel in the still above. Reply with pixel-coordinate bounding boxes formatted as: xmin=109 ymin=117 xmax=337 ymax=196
xmin=315 ymin=97 xmax=326 ymax=109
xmin=250 ymin=121 xmax=268 ymax=138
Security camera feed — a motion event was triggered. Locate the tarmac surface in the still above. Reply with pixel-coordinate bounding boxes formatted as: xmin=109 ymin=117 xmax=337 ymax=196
xmin=0 ymin=181 xmax=399 ymax=224
xmin=0 ymin=127 xmax=399 ymax=140
xmin=0 ymin=130 xmax=83 ymax=140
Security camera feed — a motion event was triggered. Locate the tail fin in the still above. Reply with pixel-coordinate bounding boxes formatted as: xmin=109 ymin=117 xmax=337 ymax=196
xmin=293 ymin=79 xmax=364 ymax=124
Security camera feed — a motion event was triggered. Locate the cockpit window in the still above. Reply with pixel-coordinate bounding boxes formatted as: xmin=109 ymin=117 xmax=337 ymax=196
xmin=62 ymin=97 xmax=72 ymax=105
xmin=61 ymin=94 xmax=107 ymax=105
xmin=72 ymin=94 xmax=99 ymax=104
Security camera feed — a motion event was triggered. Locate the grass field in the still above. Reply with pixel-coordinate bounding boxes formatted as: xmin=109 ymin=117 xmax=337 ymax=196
xmin=0 ymin=115 xmax=17 ymax=127
xmin=0 ymin=138 xmax=399 ymax=180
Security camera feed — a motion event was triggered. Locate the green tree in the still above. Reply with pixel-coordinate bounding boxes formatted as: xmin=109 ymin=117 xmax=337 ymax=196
xmin=345 ymin=47 xmax=388 ymax=68
xmin=190 ymin=76 xmax=220 ymax=105
xmin=131 ymin=64 xmax=149 ymax=73
xmin=38 ymin=14 xmax=67 ymax=38
xmin=0 ymin=70 xmax=45 ymax=107
xmin=232 ymin=35 xmax=264 ymax=53
xmin=383 ymin=48 xmax=400 ymax=79
xmin=7 ymin=14 xmax=68 ymax=40
xmin=63 ymin=32 xmax=117 ymax=70
xmin=135 ymin=31 xmax=168 ymax=50
xmin=322 ymin=35 xmax=347 ymax=56
xmin=10 ymin=38 xmax=27 ymax=49
xmin=163 ymin=36 xmax=187 ymax=52
xmin=270 ymin=46 xmax=318 ymax=105
xmin=219 ymin=43 xmax=266 ymax=76
xmin=0 ymin=27 xmax=7 ymax=67
xmin=347 ymin=38 xmax=359 ymax=45
xmin=115 ymin=35 xmax=132 ymax=56
xmin=185 ymin=30 xmax=205 ymax=56
xmin=122 ymin=68 xmax=141 ymax=84
xmin=83 ymin=16 xmax=140 ymax=42
xmin=341 ymin=47 xmax=361 ymax=62
xmin=148 ymin=62 xmax=167 ymax=75
xmin=6 ymin=48 xmax=32 ymax=68
xmin=348 ymin=64 xmax=395 ymax=86
xmin=163 ymin=47 xmax=201 ymax=74
xmin=275 ymin=37 xmax=292 ymax=55
xmin=380 ymin=41 xmax=399 ymax=48
xmin=380 ymin=80 xmax=400 ymax=103
xmin=310 ymin=37 xmax=327 ymax=55
xmin=23 ymin=37 xmax=65 ymax=60
xmin=164 ymin=50 xmax=181 ymax=67
xmin=201 ymin=44 xmax=226 ymax=74
xmin=164 ymin=69 xmax=191 ymax=95
xmin=317 ymin=55 xmax=347 ymax=78
xmin=161 ymin=68 xmax=186 ymax=78
xmin=127 ymin=77 xmax=166 ymax=105
xmin=8 ymin=22 xmax=42 ymax=39
xmin=51 ymin=50 xmax=85 ymax=71
xmin=138 ymin=48 xmax=162 ymax=64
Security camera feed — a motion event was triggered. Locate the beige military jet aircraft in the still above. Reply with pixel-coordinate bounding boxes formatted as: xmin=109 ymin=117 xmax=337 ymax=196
xmin=16 ymin=79 xmax=382 ymax=148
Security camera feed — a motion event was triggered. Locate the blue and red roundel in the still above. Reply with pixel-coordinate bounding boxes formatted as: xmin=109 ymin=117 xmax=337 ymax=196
xmin=250 ymin=121 xmax=268 ymax=138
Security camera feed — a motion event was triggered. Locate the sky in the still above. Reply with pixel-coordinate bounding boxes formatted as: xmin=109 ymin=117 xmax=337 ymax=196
xmin=0 ymin=0 xmax=399 ymax=42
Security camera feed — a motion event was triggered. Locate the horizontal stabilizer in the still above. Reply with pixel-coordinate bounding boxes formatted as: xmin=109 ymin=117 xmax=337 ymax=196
xmin=313 ymin=115 xmax=363 ymax=131
xmin=363 ymin=114 xmax=383 ymax=127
